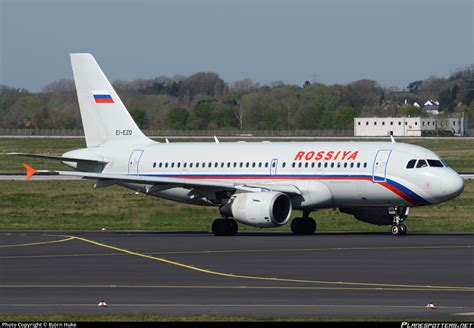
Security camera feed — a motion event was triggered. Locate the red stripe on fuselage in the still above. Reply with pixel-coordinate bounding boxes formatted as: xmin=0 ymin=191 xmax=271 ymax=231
xmin=154 ymin=175 xmax=419 ymax=205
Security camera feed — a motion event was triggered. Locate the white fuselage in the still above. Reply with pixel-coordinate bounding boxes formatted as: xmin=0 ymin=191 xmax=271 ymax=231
xmin=64 ymin=140 xmax=464 ymax=210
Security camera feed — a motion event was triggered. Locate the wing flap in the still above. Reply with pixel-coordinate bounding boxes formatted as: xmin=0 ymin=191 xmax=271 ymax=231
xmin=49 ymin=170 xmax=302 ymax=195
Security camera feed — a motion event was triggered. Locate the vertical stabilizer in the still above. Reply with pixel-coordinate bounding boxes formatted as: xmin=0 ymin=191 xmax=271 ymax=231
xmin=70 ymin=53 xmax=152 ymax=147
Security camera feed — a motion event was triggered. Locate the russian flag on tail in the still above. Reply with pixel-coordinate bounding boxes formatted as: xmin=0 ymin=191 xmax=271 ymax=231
xmin=92 ymin=90 xmax=114 ymax=103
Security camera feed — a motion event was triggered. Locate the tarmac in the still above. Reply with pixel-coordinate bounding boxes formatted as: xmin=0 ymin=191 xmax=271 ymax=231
xmin=0 ymin=231 xmax=473 ymax=318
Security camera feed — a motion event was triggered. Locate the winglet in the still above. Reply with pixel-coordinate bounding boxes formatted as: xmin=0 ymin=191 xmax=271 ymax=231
xmin=22 ymin=163 xmax=38 ymax=181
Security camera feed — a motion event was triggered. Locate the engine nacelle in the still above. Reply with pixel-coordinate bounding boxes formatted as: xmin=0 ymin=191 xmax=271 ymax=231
xmin=222 ymin=192 xmax=292 ymax=228
xmin=340 ymin=207 xmax=409 ymax=226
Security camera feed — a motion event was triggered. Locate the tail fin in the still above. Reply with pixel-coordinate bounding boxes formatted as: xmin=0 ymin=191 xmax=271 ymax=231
xmin=70 ymin=53 xmax=152 ymax=147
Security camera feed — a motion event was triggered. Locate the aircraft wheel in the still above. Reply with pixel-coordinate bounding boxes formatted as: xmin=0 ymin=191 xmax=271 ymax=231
xmin=400 ymin=224 xmax=407 ymax=235
xmin=391 ymin=225 xmax=401 ymax=236
xmin=304 ymin=217 xmax=317 ymax=235
xmin=291 ymin=217 xmax=316 ymax=235
xmin=212 ymin=219 xmax=227 ymax=236
xmin=291 ymin=217 xmax=304 ymax=235
xmin=225 ymin=219 xmax=238 ymax=236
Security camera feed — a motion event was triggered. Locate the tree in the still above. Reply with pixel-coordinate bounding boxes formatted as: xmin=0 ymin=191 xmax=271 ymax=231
xmin=407 ymin=80 xmax=422 ymax=94
xmin=165 ymin=107 xmax=189 ymax=129
xmin=188 ymin=103 xmax=214 ymax=129
xmin=129 ymin=107 xmax=148 ymax=128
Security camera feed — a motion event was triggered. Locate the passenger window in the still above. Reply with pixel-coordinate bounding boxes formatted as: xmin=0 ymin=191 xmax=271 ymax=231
xmin=350 ymin=163 xmax=354 ymax=168
xmin=246 ymin=162 xmax=250 ymax=168
xmin=153 ymin=162 xmax=156 ymax=168
xmin=357 ymin=163 xmax=360 ymax=168
xmin=311 ymin=163 xmax=315 ymax=168
xmin=177 ymin=163 xmax=180 ymax=168
xmin=240 ymin=162 xmax=243 ymax=168
xmin=282 ymin=162 xmax=286 ymax=168
xmin=305 ymin=163 xmax=308 ymax=168
xmin=292 ymin=163 xmax=295 ymax=168
xmin=259 ymin=162 xmax=263 ymax=168
xmin=183 ymin=163 xmax=187 ymax=168
xmin=318 ymin=162 xmax=322 ymax=168
xmin=265 ymin=163 xmax=269 ymax=168
xmin=208 ymin=162 xmax=212 ymax=168
xmin=233 ymin=162 xmax=237 ymax=167
xmin=416 ymin=160 xmax=428 ymax=168
xmin=159 ymin=163 xmax=162 ymax=168
xmin=330 ymin=163 xmax=334 ymax=168
xmin=344 ymin=163 xmax=347 ymax=168
xmin=363 ymin=162 xmax=367 ymax=168
xmin=227 ymin=162 xmax=230 ymax=168
xmin=406 ymin=159 xmax=416 ymax=169
xmin=190 ymin=163 xmax=193 ymax=168
xmin=171 ymin=163 xmax=174 ymax=168
xmin=337 ymin=162 xmax=341 ymax=168
xmin=252 ymin=163 xmax=256 ymax=168
xmin=214 ymin=162 xmax=218 ymax=168
xmin=427 ymin=159 xmax=443 ymax=167
xmin=324 ymin=163 xmax=328 ymax=168
xmin=196 ymin=163 xmax=199 ymax=168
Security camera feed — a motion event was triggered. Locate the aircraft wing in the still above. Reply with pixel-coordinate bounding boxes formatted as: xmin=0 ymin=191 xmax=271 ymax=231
xmin=37 ymin=170 xmax=302 ymax=195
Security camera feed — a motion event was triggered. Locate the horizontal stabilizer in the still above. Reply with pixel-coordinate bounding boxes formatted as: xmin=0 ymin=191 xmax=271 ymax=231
xmin=9 ymin=153 xmax=108 ymax=165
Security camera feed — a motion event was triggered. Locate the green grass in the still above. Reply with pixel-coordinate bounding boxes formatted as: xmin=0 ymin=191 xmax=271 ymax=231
xmin=0 ymin=179 xmax=472 ymax=232
xmin=0 ymin=137 xmax=474 ymax=172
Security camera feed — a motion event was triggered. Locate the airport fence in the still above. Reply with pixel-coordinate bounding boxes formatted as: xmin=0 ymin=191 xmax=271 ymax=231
xmin=0 ymin=128 xmax=354 ymax=137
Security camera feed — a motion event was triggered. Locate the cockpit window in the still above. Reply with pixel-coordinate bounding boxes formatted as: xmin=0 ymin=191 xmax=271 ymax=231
xmin=427 ymin=159 xmax=444 ymax=167
xmin=406 ymin=159 xmax=416 ymax=169
xmin=416 ymin=159 xmax=428 ymax=168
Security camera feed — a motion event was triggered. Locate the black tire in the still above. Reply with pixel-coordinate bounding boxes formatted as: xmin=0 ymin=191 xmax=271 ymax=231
xmin=291 ymin=217 xmax=304 ymax=235
xmin=391 ymin=225 xmax=400 ymax=236
xmin=303 ymin=217 xmax=317 ymax=235
xmin=225 ymin=219 xmax=238 ymax=236
xmin=400 ymin=224 xmax=407 ymax=235
xmin=212 ymin=219 xmax=226 ymax=236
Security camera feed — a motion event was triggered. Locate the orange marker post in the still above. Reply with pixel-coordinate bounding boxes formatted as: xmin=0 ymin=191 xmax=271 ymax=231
xmin=22 ymin=163 xmax=38 ymax=181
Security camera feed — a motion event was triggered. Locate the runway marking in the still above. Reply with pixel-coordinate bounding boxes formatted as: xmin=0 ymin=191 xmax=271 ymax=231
xmin=0 ymin=237 xmax=74 ymax=248
xmin=0 ymin=284 xmax=471 ymax=292
xmin=1 ymin=244 xmax=472 ymax=260
xmin=66 ymin=235 xmax=474 ymax=292
xmin=452 ymin=312 xmax=474 ymax=316
xmin=0 ymin=303 xmax=470 ymax=309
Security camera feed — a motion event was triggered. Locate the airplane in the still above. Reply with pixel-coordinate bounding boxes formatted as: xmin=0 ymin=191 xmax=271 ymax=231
xmin=12 ymin=53 xmax=465 ymax=236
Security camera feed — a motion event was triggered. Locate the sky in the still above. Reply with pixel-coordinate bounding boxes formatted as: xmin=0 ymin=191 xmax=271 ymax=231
xmin=0 ymin=0 xmax=472 ymax=92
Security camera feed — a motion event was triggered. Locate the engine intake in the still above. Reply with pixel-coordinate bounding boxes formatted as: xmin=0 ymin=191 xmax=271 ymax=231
xmin=221 ymin=192 xmax=292 ymax=228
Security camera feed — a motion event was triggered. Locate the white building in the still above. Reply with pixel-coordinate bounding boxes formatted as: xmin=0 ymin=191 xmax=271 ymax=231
xmin=354 ymin=116 xmax=468 ymax=137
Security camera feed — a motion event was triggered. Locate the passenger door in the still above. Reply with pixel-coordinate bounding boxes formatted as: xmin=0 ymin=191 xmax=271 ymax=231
xmin=372 ymin=150 xmax=391 ymax=182
xmin=128 ymin=150 xmax=143 ymax=175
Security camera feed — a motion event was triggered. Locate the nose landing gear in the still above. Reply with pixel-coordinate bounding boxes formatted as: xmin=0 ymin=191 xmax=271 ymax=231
xmin=390 ymin=206 xmax=409 ymax=236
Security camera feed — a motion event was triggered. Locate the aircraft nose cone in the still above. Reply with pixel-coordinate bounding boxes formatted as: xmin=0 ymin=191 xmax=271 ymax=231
xmin=438 ymin=172 xmax=464 ymax=202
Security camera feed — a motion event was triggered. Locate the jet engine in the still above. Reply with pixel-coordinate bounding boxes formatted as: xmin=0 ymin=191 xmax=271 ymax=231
xmin=340 ymin=207 xmax=409 ymax=225
xmin=220 ymin=192 xmax=292 ymax=228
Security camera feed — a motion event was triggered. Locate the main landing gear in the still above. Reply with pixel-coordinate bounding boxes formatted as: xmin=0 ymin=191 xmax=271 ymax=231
xmin=212 ymin=218 xmax=238 ymax=236
xmin=291 ymin=211 xmax=317 ymax=235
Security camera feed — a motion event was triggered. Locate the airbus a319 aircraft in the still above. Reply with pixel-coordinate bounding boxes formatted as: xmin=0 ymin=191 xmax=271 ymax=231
xmin=14 ymin=54 xmax=464 ymax=236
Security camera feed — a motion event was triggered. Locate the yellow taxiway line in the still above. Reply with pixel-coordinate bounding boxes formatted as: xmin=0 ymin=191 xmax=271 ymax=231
xmin=64 ymin=235 xmax=474 ymax=292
